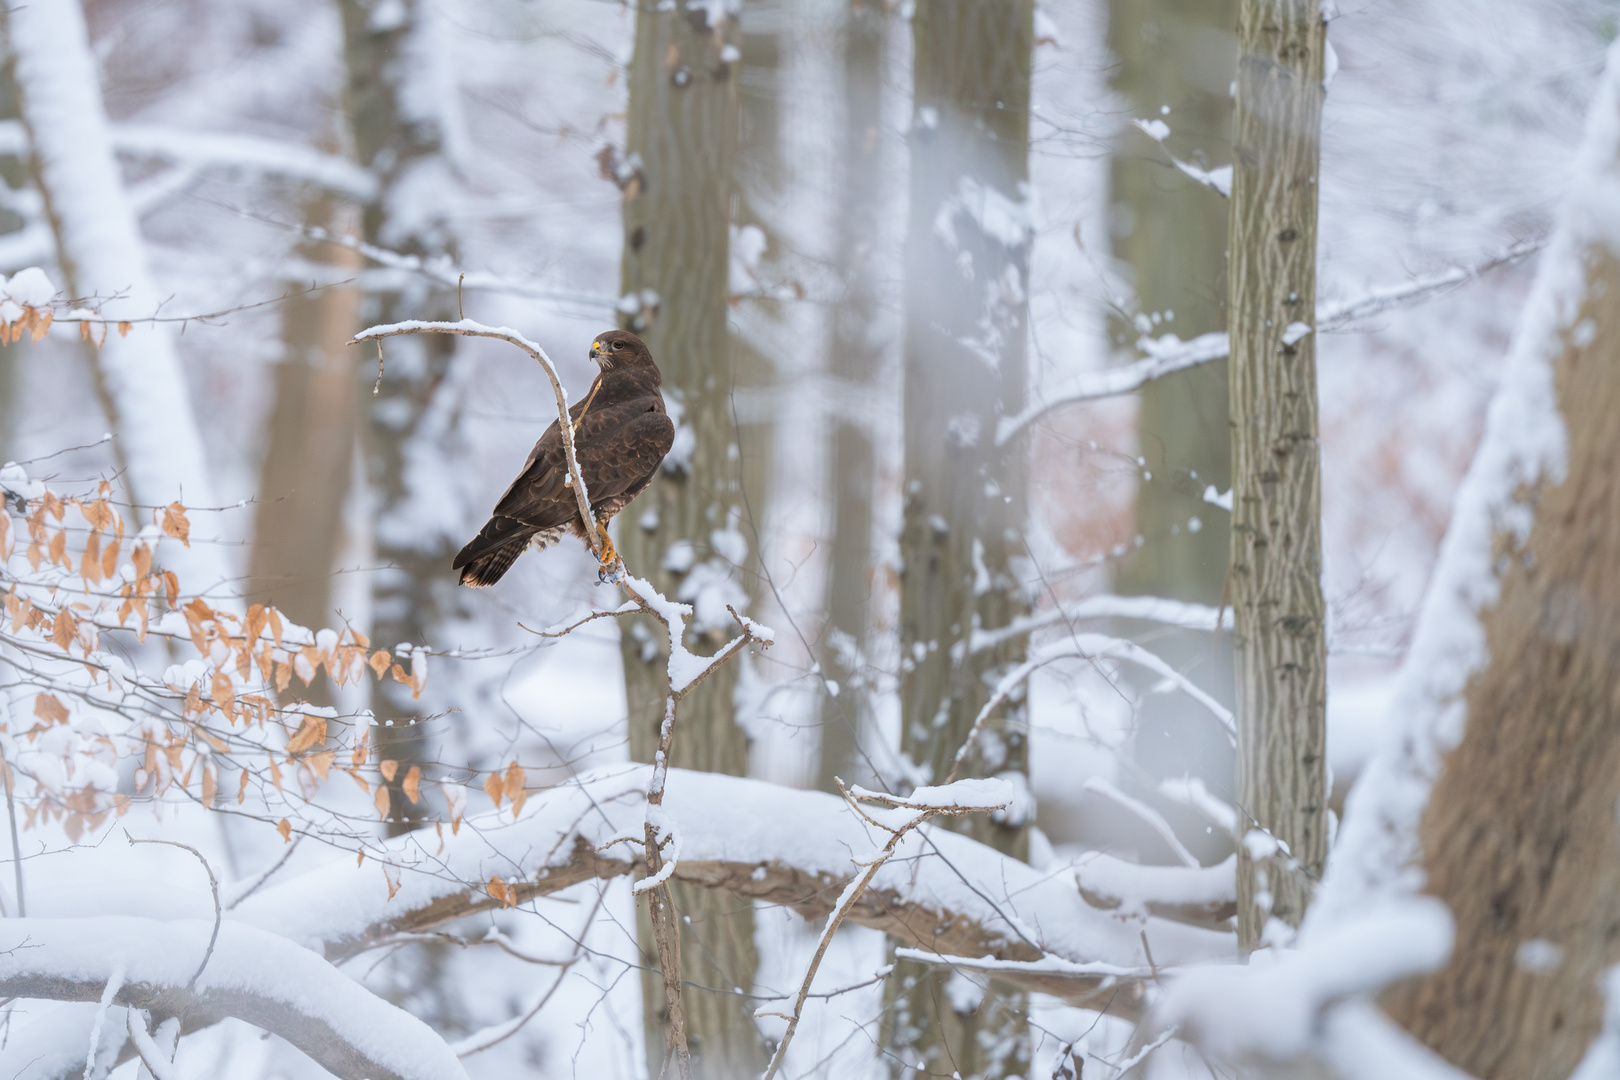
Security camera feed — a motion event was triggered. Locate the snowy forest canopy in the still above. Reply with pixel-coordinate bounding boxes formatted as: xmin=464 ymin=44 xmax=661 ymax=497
xmin=0 ymin=0 xmax=1615 ymax=1078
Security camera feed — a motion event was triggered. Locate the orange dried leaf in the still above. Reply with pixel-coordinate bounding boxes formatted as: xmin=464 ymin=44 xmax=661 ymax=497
xmin=211 ymin=670 xmax=235 ymax=723
xmin=82 ymin=499 xmax=112 ymax=532
xmin=80 ymin=533 xmax=102 ymax=584
xmin=378 ymin=759 xmax=399 ymax=783
xmin=183 ymin=682 xmax=203 ymax=717
xmin=374 ymin=784 xmax=391 ymax=820
xmin=502 ymin=762 xmax=527 ymax=820
xmin=160 ymin=502 xmax=190 ymax=547
xmin=276 ymin=818 xmax=292 ymax=843
xmin=486 ymin=876 xmax=510 ymax=907
xmin=132 ymin=542 xmax=152 ymax=579
xmin=48 ymin=529 xmax=68 ymax=569
xmin=483 ymin=772 xmax=503 ymax=810
xmin=33 ymin=693 xmax=68 ymax=725
xmin=368 ymin=649 xmax=391 ymax=680
xmin=402 ymin=765 xmax=422 ymax=805
xmin=100 ymin=537 xmax=120 ymax=580
xmin=238 ymin=768 xmax=250 ymax=804
xmin=42 ymin=492 xmax=63 ymax=521
xmin=201 ymin=766 xmax=217 ymax=806
xmin=285 ymin=715 xmax=326 ymax=755
xmin=307 ymin=750 xmax=335 ymax=780
xmin=51 ymin=609 xmax=76 ymax=651
xmin=117 ymin=321 xmax=132 ymax=337
xmin=31 ymin=310 xmax=52 ymax=343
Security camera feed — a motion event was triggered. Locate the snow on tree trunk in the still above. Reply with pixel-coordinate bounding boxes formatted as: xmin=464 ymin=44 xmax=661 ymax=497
xmin=885 ymin=2 xmax=1036 ymax=1076
xmin=612 ymin=4 xmax=765 ymax=1076
xmin=6 ymin=0 xmax=231 ymax=598
xmin=1355 ymin=42 xmax=1620 ymax=1079
xmin=1226 ymin=0 xmax=1330 ymax=952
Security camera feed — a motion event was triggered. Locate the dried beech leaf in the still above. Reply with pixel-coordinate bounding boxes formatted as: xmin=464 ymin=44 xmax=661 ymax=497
xmin=160 ymin=502 xmax=190 ymax=547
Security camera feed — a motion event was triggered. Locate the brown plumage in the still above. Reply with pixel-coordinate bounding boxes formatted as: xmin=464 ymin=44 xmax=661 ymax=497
xmin=454 ymin=330 xmax=674 ymax=587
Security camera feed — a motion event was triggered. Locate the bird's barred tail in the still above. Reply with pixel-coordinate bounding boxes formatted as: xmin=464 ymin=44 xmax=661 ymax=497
xmin=458 ymin=541 xmax=526 ymax=588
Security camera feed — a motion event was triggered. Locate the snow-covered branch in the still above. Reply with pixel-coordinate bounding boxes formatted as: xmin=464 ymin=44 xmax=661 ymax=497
xmin=235 ymin=766 xmax=1231 ymax=1013
xmin=997 ymin=242 xmax=1543 ymax=445
xmin=0 ymin=917 xmax=469 ymax=1080
xmin=0 ymin=120 xmax=375 ymax=201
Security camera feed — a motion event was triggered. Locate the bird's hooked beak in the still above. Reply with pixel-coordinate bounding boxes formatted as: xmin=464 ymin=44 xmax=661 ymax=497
xmin=589 ymin=339 xmax=603 ymax=365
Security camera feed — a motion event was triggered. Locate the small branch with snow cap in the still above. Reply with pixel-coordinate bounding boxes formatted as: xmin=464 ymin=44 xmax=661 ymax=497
xmin=758 ymin=777 xmax=1013 ymax=1080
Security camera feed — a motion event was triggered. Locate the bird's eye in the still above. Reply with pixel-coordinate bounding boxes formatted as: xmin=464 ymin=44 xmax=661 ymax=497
xmin=612 ymin=340 xmax=625 ymax=351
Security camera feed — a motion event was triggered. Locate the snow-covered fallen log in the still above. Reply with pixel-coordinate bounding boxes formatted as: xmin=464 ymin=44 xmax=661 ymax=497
xmin=236 ymin=765 xmax=1233 ymax=1014
xmin=0 ymin=917 xmax=469 ymax=1080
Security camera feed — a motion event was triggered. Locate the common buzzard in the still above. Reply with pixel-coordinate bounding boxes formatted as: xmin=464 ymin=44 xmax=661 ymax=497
xmin=454 ymin=330 xmax=674 ymax=587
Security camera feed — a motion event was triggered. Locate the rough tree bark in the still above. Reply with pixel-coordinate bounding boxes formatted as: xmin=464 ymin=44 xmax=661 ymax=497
xmin=885 ymin=2 xmax=1036 ymax=1076
xmin=1227 ymin=0 xmax=1328 ymax=952
xmin=816 ymin=0 xmax=887 ymax=794
xmin=614 ymin=5 xmax=765 ymax=1076
xmin=1380 ymin=52 xmax=1620 ymax=1080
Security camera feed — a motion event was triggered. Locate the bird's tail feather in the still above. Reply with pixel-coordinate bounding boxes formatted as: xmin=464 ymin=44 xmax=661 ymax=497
xmin=455 ymin=515 xmax=536 ymax=587
xmin=458 ymin=541 xmax=526 ymax=588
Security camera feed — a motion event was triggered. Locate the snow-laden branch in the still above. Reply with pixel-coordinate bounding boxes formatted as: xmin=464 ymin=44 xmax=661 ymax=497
xmin=996 ymin=241 xmax=1543 ymax=445
xmin=967 ymin=593 xmax=1232 ymax=655
xmin=0 ymin=120 xmax=375 ymax=200
xmin=7 ymin=2 xmax=234 ymax=602
xmin=0 ymin=917 xmax=469 ymax=1080
xmin=234 ymin=766 xmax=1231 ymax=1014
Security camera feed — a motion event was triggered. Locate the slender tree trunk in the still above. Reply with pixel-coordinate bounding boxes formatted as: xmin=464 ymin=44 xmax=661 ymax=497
xmin=1379 ymin=50 xmax=1620 ymax=1079
xmin=615 ymin=6 xmax=765 ymax=1076
xmin=884 ymin=3 xmax=1035 ymax=1076
xmin=248 ymin=201 xmax=364 ymax=695
xmin=337 ymin=0 xmax=461 ymax=831
xmin=816 ymin=0 xmax=887 ymax=794
xmin=1226 ymin=0 xmax=1328 ymax=951
xmin=1108 ymin=0 xmax=1238 ymax=827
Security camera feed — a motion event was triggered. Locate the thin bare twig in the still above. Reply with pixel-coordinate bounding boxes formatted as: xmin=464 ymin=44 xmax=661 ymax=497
xmin=758 ymin=782 xmax=1010 ymax=1080
xmin=124 ymin=833 xmax=220 ymax=989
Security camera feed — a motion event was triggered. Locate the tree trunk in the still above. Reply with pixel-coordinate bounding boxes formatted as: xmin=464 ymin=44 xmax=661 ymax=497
xmin=885 ymin=3 xmax=1035 ymax=1076
xmin=337 ymin=0 xmax=461 ymax=831
xmin=247 ymin=201 xmax=364 ymax=696
xmin=1227 ymin=0 xmax=1328 ymax=951
xmin=1380 ymin=58 xmax=1620 ymax=1080
xmin=614 ymin=5 xmax=765 ymax=1077
xmin=1108 ymin=0 xmax=1238 ymax=826
xmin=817 ymin=0 xmax=886 ymax=793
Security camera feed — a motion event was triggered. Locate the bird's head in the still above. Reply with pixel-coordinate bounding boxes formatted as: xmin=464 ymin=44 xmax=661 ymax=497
xmin=588 ymin=329 xmax=655 ymax=373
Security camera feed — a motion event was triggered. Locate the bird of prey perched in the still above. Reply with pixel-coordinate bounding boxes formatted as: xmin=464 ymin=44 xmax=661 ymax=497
xmin=454 ymin=330 xmax=674 ymax=587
